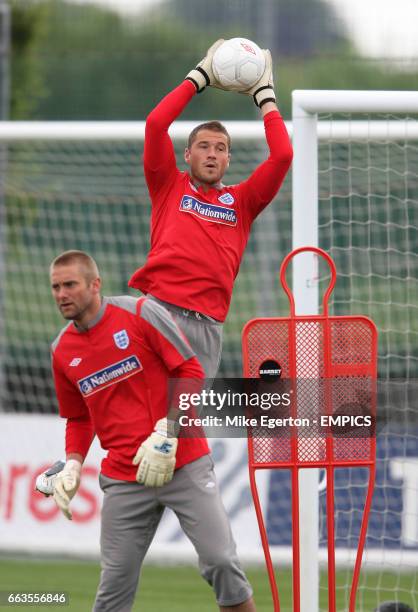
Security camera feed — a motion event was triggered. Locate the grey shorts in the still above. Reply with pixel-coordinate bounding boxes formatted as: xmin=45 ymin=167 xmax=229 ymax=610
xmin=147 ymin=295 xmax=223 ymax=379
xmin=93 ymin=455 xmax=253 ymax=611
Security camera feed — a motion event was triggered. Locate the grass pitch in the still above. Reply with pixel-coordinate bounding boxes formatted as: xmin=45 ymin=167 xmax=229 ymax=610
xmin=0 ymin=558 xmax=416 ymax=611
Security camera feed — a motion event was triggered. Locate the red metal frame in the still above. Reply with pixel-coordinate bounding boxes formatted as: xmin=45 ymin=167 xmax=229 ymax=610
xmin=242 ymin=246 xmax=378 ymax=612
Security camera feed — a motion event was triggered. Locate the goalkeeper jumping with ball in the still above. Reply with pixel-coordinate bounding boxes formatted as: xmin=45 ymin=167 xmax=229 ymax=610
xmin=128 ymin=38 xmax=293 ymax=379
xmin=36 ymin=40 xmax=292 ymax=611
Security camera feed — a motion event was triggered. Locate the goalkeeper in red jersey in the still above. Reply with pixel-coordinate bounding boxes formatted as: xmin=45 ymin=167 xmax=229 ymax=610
xmin=129 ymin=39 xmax=293 ymax=378
xmin=38 ymin=250 xmax=256 ymax=611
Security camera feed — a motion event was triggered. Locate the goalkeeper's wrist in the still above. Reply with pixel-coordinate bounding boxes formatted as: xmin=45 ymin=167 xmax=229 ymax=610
xmin=155 ymin=417 xmax=179 ymax=438
xmin=64 ymin=458 xmax=82 ymax=474
xmin=185 ymin=67 xmax=209 ymax=93
xmin=253 ymin=86 xmax=276 ymax=108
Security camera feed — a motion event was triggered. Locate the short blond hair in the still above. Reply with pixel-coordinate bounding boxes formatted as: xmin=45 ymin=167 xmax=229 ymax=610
xmin=50 ymin=250 xmax=99 ymax=283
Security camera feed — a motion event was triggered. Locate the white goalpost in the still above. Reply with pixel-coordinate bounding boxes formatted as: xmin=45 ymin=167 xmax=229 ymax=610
xmin=292 ymin=90 xmax=418 ymax=612
xmin=0 ymin=95 xmax=417 ymax=611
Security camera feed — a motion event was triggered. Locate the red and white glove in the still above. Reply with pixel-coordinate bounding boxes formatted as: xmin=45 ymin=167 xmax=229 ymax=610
xmin=133 ymin=418 xmax=178 ymax=487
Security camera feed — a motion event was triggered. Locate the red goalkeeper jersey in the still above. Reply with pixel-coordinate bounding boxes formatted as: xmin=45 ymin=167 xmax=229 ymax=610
xmin=129 ymin=80 xmax=293 ymax=322
xmin=52 ymin=296 xmax=208 ymax=481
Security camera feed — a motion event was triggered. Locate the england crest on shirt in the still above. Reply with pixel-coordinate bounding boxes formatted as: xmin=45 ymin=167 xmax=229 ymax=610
xmin=113 ymin=329 xmax=130 ymax=349
xmin=218 ymin=192 xmax=235 ymax=205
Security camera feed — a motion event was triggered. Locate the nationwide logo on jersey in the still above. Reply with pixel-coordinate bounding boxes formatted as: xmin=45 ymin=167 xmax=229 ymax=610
xmin=113 ymin=329 xmax=129 ymax=349
xmin=179 ymin=195 xmax=237 ymax=227
xmin=78 ymin=355 xmax=142 ymax=397
xmin=218 ymin=192 xmax=235 ymax=205
xmin=182 ymin=198 xmax=193 ymax=210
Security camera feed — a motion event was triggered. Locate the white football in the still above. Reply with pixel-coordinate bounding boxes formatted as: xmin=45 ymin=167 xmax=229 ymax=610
xmin=212 ymin=38 xmax=266 ymax=91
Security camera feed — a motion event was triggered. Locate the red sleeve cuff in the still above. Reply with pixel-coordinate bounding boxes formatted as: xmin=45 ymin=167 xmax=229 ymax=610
xmin=182 ymin=79 xmax=198 ymax=95
xmin=65 ymin=415 xmax=95 ymax=459
xmin=263 ymin=109 xmax=282 ymax=123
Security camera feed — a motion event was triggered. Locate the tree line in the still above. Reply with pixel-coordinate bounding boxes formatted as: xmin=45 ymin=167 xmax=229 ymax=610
xmin=10 ymin=0 xmax=418 ymax=120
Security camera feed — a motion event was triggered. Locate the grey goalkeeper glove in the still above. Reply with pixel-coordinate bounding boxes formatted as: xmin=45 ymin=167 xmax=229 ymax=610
xmin=35 ymin=460 xmax=66 ymax=496
xmin=52 ymin=459 xmax=82 ymax=520
xmin=185 ymin=39 xmax=225 ymax=93
xmin=242 ymin=49 xmax=276 ymax=108
xmin=133 ymin=418 xmax=178 ymax=487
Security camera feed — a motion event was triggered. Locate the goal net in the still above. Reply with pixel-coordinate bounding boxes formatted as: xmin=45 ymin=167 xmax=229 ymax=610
xmin=0 ymin=104 xmax=417 ymax=610
xmin=0 ymin=121 xmax=292 ymax=413
xmin=286 ymin=91 xmax=418 ymax=611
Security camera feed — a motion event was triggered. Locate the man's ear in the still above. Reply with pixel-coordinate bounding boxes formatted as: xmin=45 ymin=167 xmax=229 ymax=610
xmin=92 ymin=277 xmax=101 ymax=294
xmin=184 ymin=148 xmax=191 ymax=165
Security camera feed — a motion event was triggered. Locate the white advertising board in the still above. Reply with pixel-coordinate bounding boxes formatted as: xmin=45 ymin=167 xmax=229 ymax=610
xmin=0 ymin=415 xmax=269 ymax=562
